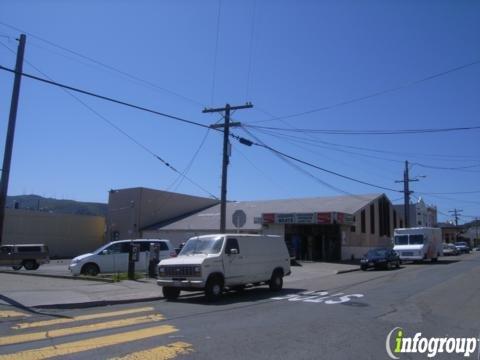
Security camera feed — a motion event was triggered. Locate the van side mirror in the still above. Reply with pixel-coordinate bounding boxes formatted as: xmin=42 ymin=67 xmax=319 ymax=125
xmin=229 ymin=248 xmax=238 ymax=255
xmin=101 ymin=249 xmax=109 ymax=255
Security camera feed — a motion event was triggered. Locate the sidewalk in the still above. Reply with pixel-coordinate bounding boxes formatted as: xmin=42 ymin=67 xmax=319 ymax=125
xmin=0 ymin=261 xmax=359 ymax=309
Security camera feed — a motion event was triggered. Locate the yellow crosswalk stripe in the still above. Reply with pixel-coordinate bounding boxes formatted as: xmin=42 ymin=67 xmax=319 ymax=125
xmin=1 ymin=314 xmax=165 ymax=346
xmin=0 ymin=310 xmax=30 ymax=318
xmin=0 ymin=324 xmax=178 ymax=360
xmin=13 ymin=306 xmax=155 ymax=329
xmin=109 ymin=341 xmax=194 ymax=360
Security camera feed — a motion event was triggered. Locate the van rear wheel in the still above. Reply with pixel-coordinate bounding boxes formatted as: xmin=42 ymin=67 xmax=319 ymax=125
xmin=12 ymin=265 xmax=22 ymax=271
xmin=24 ymin=260 xmax=39 ymax=270
xmin=269 ymin=270 xmax=283 ymax=291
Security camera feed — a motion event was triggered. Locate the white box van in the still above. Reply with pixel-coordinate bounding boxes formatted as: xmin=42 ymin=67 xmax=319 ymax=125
xmin=69 ymin=239 xmax=174 ymax=276
xmin=157 ymin=234 xmax=291 ymax=301
xmin=393 ymin=227 xmax=443 ymax=262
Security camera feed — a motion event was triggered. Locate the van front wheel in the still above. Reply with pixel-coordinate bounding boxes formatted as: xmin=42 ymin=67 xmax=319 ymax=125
xmin=205 ymin=276 xmax=223 ymax=301
xmin=82 ymin=263 xmax=99 ymax=276
xmin=163 ymin=287 xmax=180 ymax=300
xmin=269 ymin=270 xmax=283 ymax=291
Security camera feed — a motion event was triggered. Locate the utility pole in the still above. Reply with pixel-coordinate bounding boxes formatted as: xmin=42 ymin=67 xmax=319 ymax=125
xmin=395 ymin=160 xmax=419 ymax=228
xmin=0 ymin=34 xmax=26 ymax=245
xmin=448 ymin=209 xmax=463 ymax=227
xmin=203 ymin=102 xmax=253 ymax=233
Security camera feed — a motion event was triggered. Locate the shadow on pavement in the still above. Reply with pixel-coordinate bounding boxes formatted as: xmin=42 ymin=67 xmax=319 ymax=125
xmin=0 ymin=294 xmax=71 ymax=318
xmin=361 ymin=266 xmax=405 ymax=272
xmin=169 ymin=287 xmax=307 ymax=306
xmin=406 ymin=259 xmax=460 ymax=266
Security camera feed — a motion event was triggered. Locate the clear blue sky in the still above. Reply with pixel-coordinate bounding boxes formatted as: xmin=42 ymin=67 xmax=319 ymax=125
xmin=0 ymin=0 xmax=478 ymax=224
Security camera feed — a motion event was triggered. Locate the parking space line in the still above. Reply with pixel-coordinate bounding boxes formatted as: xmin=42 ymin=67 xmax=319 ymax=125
xmin=12 ymin=306 xmax=155 ymax=329
xmin=0 ymin=311 xmax=30 ymax=318
xmin=109 ymin=341 xmax=194 ymax=360
xmin=1 ymin=314 xmax=165 ymax=346
xmin=0 ymin=325 xmax=178 ymax=360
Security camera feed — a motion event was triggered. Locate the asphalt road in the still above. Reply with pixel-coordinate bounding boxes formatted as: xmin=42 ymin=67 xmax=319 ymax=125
xmin=1 ymin=253 xmax=479 ymax=360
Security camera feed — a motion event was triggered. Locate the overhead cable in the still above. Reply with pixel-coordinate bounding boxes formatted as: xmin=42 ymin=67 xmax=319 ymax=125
xmin=243 ymin=124 xmax=480 ymax=135
xmin=0 ymin=44 xmax=218 ymax=199
xmin=0 ymin=21 xmax=204 ymax=107
xmin=236 ymin=127 xmax=402 ymax=193
xmin=247 ymin=59 xmax=480 ymax=123
xmin=0 ymin=65 xmax=214 ymax=132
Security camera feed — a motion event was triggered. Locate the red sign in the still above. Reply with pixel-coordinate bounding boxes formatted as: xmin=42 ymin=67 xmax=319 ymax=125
xmin=262 ymin=213 xmax=275 ymax=224
xmin=317 ymin=213 xmax=331 ymax=224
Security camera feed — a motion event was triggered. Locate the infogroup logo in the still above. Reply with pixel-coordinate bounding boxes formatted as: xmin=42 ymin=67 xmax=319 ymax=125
xmin=385 ymin=327 xmax=479 ymax=359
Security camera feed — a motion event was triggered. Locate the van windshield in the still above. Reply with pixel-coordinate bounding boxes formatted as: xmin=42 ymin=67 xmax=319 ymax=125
xmin=409 ymin=235 xmax=424 ymax=245
xmin=394 ymin=234 xmax=424 ymax=245
xmin=394 ymin=235 xmax=408 ymax=245
xmin=180 ymin=237 xmax=224 ymax=255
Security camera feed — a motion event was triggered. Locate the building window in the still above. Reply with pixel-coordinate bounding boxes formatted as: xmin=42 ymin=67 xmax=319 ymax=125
xmin=370 ymin=204 xmax=375 ymax=234
xmin=393 ymin=211 xmax=397 ymax=229
xmin=350 ymin=216 xmax=356 ymax=233
xmin=378 ymin=196 xmax=391 ymax=237
xmin=400 ymin=220 xmax=403 ymax=228
xmin=361 ymin=210 xmax=366 ymax=233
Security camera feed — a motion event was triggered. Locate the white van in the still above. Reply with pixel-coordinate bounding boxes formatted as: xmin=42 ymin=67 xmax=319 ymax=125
xmin=393 ymin=227 xmax=443 ymax=262
xmin=157 ymin=234 xmax=291 ymax=301
xmin=69 ymin=239 xmax=174 ymax=276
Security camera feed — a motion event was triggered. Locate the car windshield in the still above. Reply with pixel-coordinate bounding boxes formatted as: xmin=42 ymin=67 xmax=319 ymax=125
xmin=394 ymin=235 xmax=408 ymax=245
xmin=367 ymin=249 xmax=387 ymax=257
xmin=179 ymin=236 xmax=224 ymax=255
xmin=409 ymin=235 xmax=424 ymax=245
xmin=455 ymin=242 xmax=466 ymax=246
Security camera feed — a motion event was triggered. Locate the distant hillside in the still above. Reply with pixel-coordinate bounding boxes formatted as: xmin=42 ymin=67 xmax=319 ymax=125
xmin=6 ymin=195 xmax=107 ymax=217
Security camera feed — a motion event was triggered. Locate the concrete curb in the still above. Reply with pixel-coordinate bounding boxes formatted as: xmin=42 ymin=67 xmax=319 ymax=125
xmin=0 ymin=270 xmax=114 ymax=283
xmin=336 ymin=268 xmax=360 ymax=274
xmin=35 ymin=296 xmax=165 ymax=309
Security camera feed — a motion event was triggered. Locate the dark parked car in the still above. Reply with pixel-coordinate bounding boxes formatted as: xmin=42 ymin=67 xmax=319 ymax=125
xmin=360 ymin=248 xmax=401 ymax=271
xmin=454 ymin=242 xmax=471 ymax=254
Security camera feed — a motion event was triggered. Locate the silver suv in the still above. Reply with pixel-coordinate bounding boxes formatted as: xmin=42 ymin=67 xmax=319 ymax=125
xmin=0 ymin=244 xmax=50 ymax=270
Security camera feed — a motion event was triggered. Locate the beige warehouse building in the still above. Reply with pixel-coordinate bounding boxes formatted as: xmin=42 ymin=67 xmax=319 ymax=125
xmin=3 ymin=208 xmax=105 ymax=258
xmin=107 ymin=188 xmax=405 ymax=261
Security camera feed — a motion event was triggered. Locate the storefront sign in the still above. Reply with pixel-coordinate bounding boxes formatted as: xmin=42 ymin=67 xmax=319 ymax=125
xmin=262 ymin=211 xmax=354 ymax=225
xmin=317 ymin=212 xmax=331 ymax=224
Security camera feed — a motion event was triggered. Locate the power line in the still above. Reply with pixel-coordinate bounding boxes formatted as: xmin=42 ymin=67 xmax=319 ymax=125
xmin=252 ymin=126 xmax=404 ymax=164
xmin=246 ymin=125 xmax=400 ymax=182
xmin=0 ymin=64 xmax=214 ymax=132
xmin=416 ymin=193 xmax=480 ymax=206
xmin=247 ymin=58 xmax=480 ymax=124
xmin=241 ymin=128 xmax=355 ymax=196
xmin=237 ymin=127 xmax=402 ymax=193
xmin=416 ymin=190 xmax=480 ymax=195
xmin=243 ymin=123 xmax=480 ymax=135
xmin=0 ymin=21 xmax=205 ymax=107
xmin=244 ymin=112 xmax=479 ymax=161
xmin=210 ymin=0 xmax=222 ymax=106
xmin=168 ymin=126 xmax=214 ymax=193
xmin=0 ymin=42 xmax=218 ymax=199
xmin=411 ymin=162 xmax=480 ymax=172
xmin=245 ymin=0 xmax=257 ymax=101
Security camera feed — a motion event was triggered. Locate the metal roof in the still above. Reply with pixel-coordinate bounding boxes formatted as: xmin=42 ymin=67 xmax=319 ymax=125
xmin=147 ymin=193 xmax=383 ymax=231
